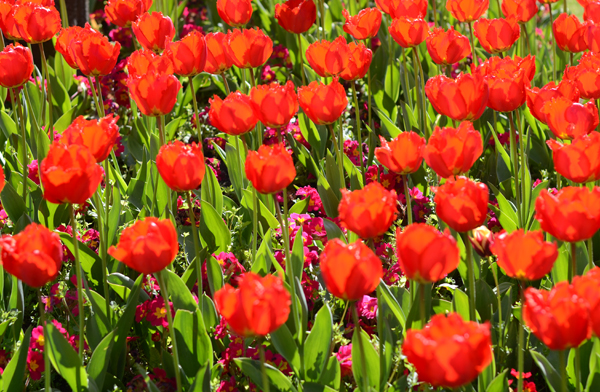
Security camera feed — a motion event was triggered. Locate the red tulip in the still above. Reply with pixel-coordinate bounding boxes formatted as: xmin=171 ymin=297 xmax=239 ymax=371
xmin=446 ymin=0 xmax=489 ymax=22
xmin=389 ymin=17 xmax=429 ymax=48
xmin=13 ymin=2 xmax=60 ymax=43
xmin=542 ymin=97 xmax=598 ymax=140
xmin=426 ymin=26 xmax=471 ymax=65
xmin=132 ymin=11 xmax=175 ymax=53
xmin=156 ymin=141 xmax=206 ymax=192
xmin=526 ymin=79 xmax=579 ymax=124
xmin=217 ymin=0 xmax=252 ymax=27
xmin=204 ymin=32 xmax=233 ymax=75
xmin=275 ymin=0 xmax=316 ymax=34
xmin=249 ymin=81 xmax=298 ymax=128
xmin=424 ymin=122 xmax=483 ymax=178
xmin=0 ymin=0 xmax=21 ymax=40
xmin=306 ymin=36 xmax=350 ymax=77
xmin=342 ymin=8 xmax=381 ymax=40
xmin=128 ymin=70 xmax=182 ymax=116
xmin=0 ymin=43 xmax=33 ymax=88
xmin=564 ymin=52 xmax=600 ymax=100
xmin=375 ymin=132 xmax=426 ymax=175
xmin=245 ymin=143 xmax=296 ymax=194
xmin=425 ymin=73 xmax=489 ymax=121
xmin=584 ymin=0 xmax=600 ymax=23
xmin=298 ymin=78 xmax=348 ymax=125
xmin=127 ymin=49 xmax=174 ymax=77
xmin=69 ymin=24 xmax=121 ymax=77
xmin=339 ymin=42 xmax=372 ymax=81
xmin=387 ymin=0 xmax=428 ymax=19
xmin=552 ymin=13 xmax=588 ymax=53
xmin=474 ymin=17 xmax=520 ymax=54
xmin=225 ymin=28 xmax=273 ymax=69
xmin=209 ymin=91 xmax=258 ymax=136
xmin=501 ymin=0 xmax=538 ymax=23
xmin=164 ymin=30 xmax=207 ymax=77
xmin=61 ymin=115 xmax=120 ymax=163
xmin=55 ymin=26 xmax=83 ymax=69
xmin=434 ymin=176 xmax=489 ymax=232
xmin=573 ymin=267 xmax=600 ymax=336
xmin=104 ymin=0 xmax=152 ymax=28
xmin=547 ymin=133 xmax=600 ymax=183
xmin=585 ymin=21 xmax=600 ymax=53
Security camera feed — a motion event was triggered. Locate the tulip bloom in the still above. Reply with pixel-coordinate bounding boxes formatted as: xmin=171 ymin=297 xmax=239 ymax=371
xmin=214 ymin=272 xmax=291 ymax=337
xmin=209 ymin=92 xmax=258 ymax=135
xmin=523 ymin=283 xmax=591 ymax=351
xmin=164 ymin=30 xmax=207 ymax=77
xmin=424 ymin=122 xmax=483 ymax=178
xmin=127 ymin=49 xmax=174 ymax=77
xmin=552 ymin=13 xmax=587 ymax=52
xmin=56 ymin=26 xmax=83 ymax=69
xmin=306 ymin=36 xmax=350 ymax=77
xmin=446 ymin=0 xmax=489 ymax=22
xmin=156 ymin=141 xmax=206 ymax=192
xmin=204 ymin=32 xmax=233 ymax=74
xmin=132 ymin=11 xmax=175 ymax=53
xmin=375 ymin=132 xmax=426 ymax=175
xmin=547 ymin=134 xmax=600 ymax=183
xmin=61 ymin=115 xmax=120 ymax=163
xmin=338 ymin=182 xmax=398 ymax=239
xmin=40 ymin=143 xmax=104 ymax=205
xmin=573 ymin=268 xmax=600 ymax=336
xmin=396 ymin=224 xmax=460 ymax=283
xmin=473 ymin=17 xmax=520 ymax=54
xmin=426 ymin=27 xmax=471 ymax=65
xmin=275 ymin=0 xmax=316 ymax=34
xmin=490 ymin=230 xmax=558 ymax=280
xmin=470 ymin=225 xmax=494 ymax=257
xmin=0 ymin=44 xmax=33 ymax=88
xmin=403 ymin=313 xmax=492 ymax=388
xmin=342 ymin=8 xmax=381 ymax=40
xmin=388 ymin=0 xmax=428 ymax=19
xmin=389 ymin=17 xmax=429 ymax=49
xmin=585 ymin=1 xmax=600 ymax=23
xmin=319 ymin=239 xmax=383 ymax=300
xmin=128 ymin=70 xmax=182 ymax=116
xmin=298 ymin=78 xmax=347 ymax=125
xmin=434 ymin=176 xmax=489 ymax=233
xmin=245 ymin=143 xmax=296 ymax=194
xmin=108 ymin=217 xmax=178 ymax=274
xmin=586 ymin=22 xmax=600 ymax=53
xmin=13 ymin=2 xmax=61 ymax=43
xmin=565 ymin=52 xmax=600 ymax=99
xmin=535 ymin=187 xmax=600 ymax=242
xmin=425 ymin=73 xmax=489 ymax=121
xmin=217 ymin=0 xmax=252 ymax=27
xmin=0 ymin=223 xmax=62 ymax=288
xmin=249 ymin=81 xmax=298 ymax=128
xmin=501 ymin=0 xmax=538 ymax=23
xmin=339 ymin=42 xmax=372 ymax=81
xmin=542 ymin=97 xmax=599 ymax=140
xmin=225 ymin=28 xmax=273 ymax=69
xmin=104 ymin=0 xmax=152 ymax=28
xmin=0 ymin=1 xmax=21 ymax=40
xmin=526 ymin=79 xmax=579 ymax=124
xmin=69 ymin=24 xmax=122 ymax=77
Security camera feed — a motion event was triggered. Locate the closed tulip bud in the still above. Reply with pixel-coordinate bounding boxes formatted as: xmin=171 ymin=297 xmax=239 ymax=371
xmin=156 ymin=141 xmax=206 ymax=192
xmin=217 ymin=0 xmax=252 ymax=27
xmin=585 ymin=1 xmax=600 ymax=23
xmin=523 ymin=283 xmax=591 ymax=351
xmin=214 ymin=272 xmax=291 ymax=337
xmin=425 ymin=73 xmax=489 ymax=121
xmin=535 ymin=187 xmax=600 ymax=242
xmin=56 ymin=26 xmax=83 ymax=69
xmin=342 ymin=8 xmax=381 ymax=40
xmin=250 ymin=81 xmax=298 ymax=128
xmin=501 ymin=0 xmax=538 ymax=23
xmin=491 ymin=229 xmax=558 ymax=280
xmin=424 ymin=122 xmax=483 ymax=178
xmin=0 ymin=43 xmax=33 ymax=88
xmin=209 ymin=91 xmax=258 ymax=136
xmin=573 ymin=268 xmax=600 ymax=336
xmin=434 ymin=176 xmax=489 ymax=233
xmin=275 ymin=0 xmax=316 ymax=34
xmin=306 ymin=36 xmax=350 ymax=77
xmin=108 ymin=217 xmax=178 ymax=274
xmin=375 ymin=132 xmax=425 ymax=175
xmin=320 ymin=239 xmax=384 ymax=301
xmin=388 ymin=0 xmax=428 ymax=19
xmin=104 ymin=0 xmax=152 ymax=28
xmin=403 ymin=313 xmax=493 ymax=388
xmin=564 ymin=52 xmax=600 ymax=100
xmin=474 ymin=17 xmax=520 ymax=54
xmin=204 ymin=32 xmax=233 ymax=75
xmin=526 ymin=79 xmax=579 ymax=124
xmin=61 ymin=115 xmax=120 ymax=163
xmin=298 ymin=78 xmax=348 ymax=125
xmin=164 ymin=30 xmax=207 ymax=77
xmin=69 ymin=24 xmax=121 ymax=77
xmin=132 ymin=11 xmax=175 ymax=53
xmin=547 ymin=134 xmax=600 ymax=183
xmin=128 ymin=70 xmax=182 ymax=116
xmin=225 ymin=28 xmax=273 ymax=69
xmin=0 ymin=1 xmax=21 ymax=40
xmin=469 ymin=225 xmax=494 ymax=257
xmin=0 ymin=223 xmax=62 ymax=288
xmin=127 ymin=49 xmax=174 ymax=77
xmin=389 ymin=17 xmax=429 ymax=48
xmin=245 ymin=143 xmax=296 ymax=194
xmin=542 ymin=97 xmax=599 ymax=140
xmin=446 ymin=0 xmax=489 ymax=22
xmin=552 ymin=13 xmax=587 ymax=53
xmin=338 ymin=182 xmax=398 ymax=239
xmin=13 ymin=2 xmax=61 ymax=43
xmin=396 ymin=224 xmax=460 ymax=283
xmin=40 ymin=143 xmax=104 ymax=205
xmin=339 ymin=42 xmax=372 ymax=81
xmin=426 ymin=27 xmax=471 ymax=65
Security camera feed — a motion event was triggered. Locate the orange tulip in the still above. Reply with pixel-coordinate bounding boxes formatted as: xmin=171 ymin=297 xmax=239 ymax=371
xmin=0 ymin=223 xmax=62 ymax=288
xmin=584 ymin=0 xmax=600 ymax=23
xmin=69 ymin=24 xmax=121 ymax=77
xmin=55 ymin=26 xmax=83 ymax=69
xmin=424 ymin=122 xmax=483 ymax=178
xmin=403 ymin=313 xmax=492 ymax=388
xmin=388 ymin=0 xmax=428 ymax=19
xmin=389 ymin=17 xmax=429 ymax=48
xmin=319 ymin=239 xmax=383 ymax=301
xmin=339 ymin=42 xmax=372 ymax=81
xmin=490 ymin=229 xmax=558 ymax=280
xmin=338 ymin=181 xmax=398 ymax=239
xmin=164 ymin=30 xmax=207 ymax=77
xmin=375 ymin=132 xmax=425 ymax=175
xmin=305 ymin=36 xmax=350 ymax=77
xmin=249 ymin=80 xmax=298 ymax=128
xmin=0 ymin=0 xmax=21 ymax=40
xmin=13 ymin=2 xmax=60 ymax=43
xmin=127 ymin=49 xmax=174 ymax=77
xmin=298 ymin=77 xmax=348 ymax=125
xmin=217 ymin=0 xmax=252 ymax=27
xmin=396 ymin=223 xmax=460 ymax=283
xmin=40 ymin=143 xmax=103 ymax=205
xmin=424 ymin=73 xmax=489 ymax=121
xmin=209 ymin=91 xmax=258 ymax=136
xmin=275 ymin=0 xmax=316 ymax=34
xmin=214 ymin=272 xmax=291 ymax=337
xmin=535 ymin=187 xmax=600 ymax=242
xmin=542 ymin=97 xmax=598 ymax=140
xmin=108 ymin=217 xmax=178 ymax=274
xmin=225 ymin=27 xmax=273 ymax=69
xmin=128 ymin=70 xmax=182 ymax=116
xmin=342 ymin=8 xmax=381 ymax=40
xmin=61 ymin=115 xmax=120 ymax=163
xmin=434 ymin=176 xmax=489 ymax=233
xmin=552 ymin=13 xmax=587 ymax=52
xmin=526 ymin=79 xmax=579 ymax=124
xmin=104 ymin=0 xmax=152 ymax=28
xmin=156 ymin=141 xmax=206 ymax=192
xmin=547 ymin=133 xmax=600 ymax=183
xmin=0 ymin=43 xmax=33 ymax=88
xmin=564 ymin=52 xmax=600 ymax=99
xmin=474 ymin=17 xmax=520 ymax=54
xmin=204 ymin=32 xmax=233 ymax=75
xmin=245 ymin=143 xmax=296 ymax=194
xmin=573 ymin=267 xmax=600 ymax=336
xmin=426 ymin=27 xmax=471 ymax=65
xmin=446 ymin=0 xmax=489 ymax=22
xmin=501 ymin=0 xmax=538 ymax=23
xmin=375 ymin=0 xmax=393 ymax=14
xmin=523 ymin=283 xmax=591 ymax=350
xmin=132 ymin=11 xmax=175 ymax=53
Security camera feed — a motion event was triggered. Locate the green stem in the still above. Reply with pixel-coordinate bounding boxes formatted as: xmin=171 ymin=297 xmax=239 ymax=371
xmin=490 ymin=260 xmax=503 ymax=348
xmin=401 ymin=48 xmax=413 ymax=109
xmin=189 ymin=76 xmax=203 ymax=142
xmin=419 ymin=282 xmax=426 ymax=328
xmin=508 ymin=112 xmax=523 ymax=228
xmin=367 ymin=65 xmax=373 ymax=131
xmin=38 ymin=289 xmax=51 ymax=392
xmin=468 ymin=22 xmax=478 ymax=68
xmin=252 ymin=187 xmax=259 ymax=264
xmin=187 ymin=192 xmax=204 ymax=311
xmin=38 ymin=43 xmax=53 ymax=137
xmin=338 ymin=120 xmax=345 ymax=190
xmin=548 ymin=4 xmax=557 ymax=82
xmin=259 ymin=342 xmax=270 ymax=392
xmin=351 ymin=83 xmax=366 ymax=185
xmin=515 ymin=111 xmax=527 ymax=227
xmin=88 ymin=76 xmax=102 ymax=117
xmin=352 ymin=302 xmax=369 ymax=392
xmin=517 ymin=281 xmax=526 ymax=392
xmin=328 ymin=124 xmax=344 ymax=191
xmin=158 ymin=114 xmax=166 ymax=146
xmin=560 ymin=350 xmax=568 ymax=392
xmin=402 ymin=174 xmax=412 ymax=225
xmin=234 ymin=136 xmax=246 ymax=189
xmin=93 ymin=192 xmax=111 ymax=325
xmin=570 ymin=241 xmax=577 ymax=282
xmin=460 ymin=232 xmax=477 ymax=321
xmin=575 ymin=347 xmax=582 ymax=392
xmin=221 ymin=73 xmax=231 ymax=95
xmin=414 ymin=49 xmax=429 ymax=139
xmin=70 ymin=204 xmax=85 ymax=363
xmin=15 ymin=89 xmax=28 ymax=202
xmin=319 ymin=0 xmax=325 ymax=40
xmin=412 ymin=49 xmax=424 ymax=137
xmin=588 ymin=238 xmax=594 ymax=270
xmin=297 ymin=34 xmax=307 ymax=86
xmin=23 ymin=85 xmax=42 ymax=163
xmin=156 ymin=270 xmax=183 ymax=392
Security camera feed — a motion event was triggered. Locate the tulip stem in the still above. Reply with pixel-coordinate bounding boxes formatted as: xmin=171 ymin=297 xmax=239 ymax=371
xmin=412 ymin=50 xmax=424 ymax=138
xmin=352 ymin=302 xmax=370 ymax=392
xmin=328 ymin=124 xmax=345 ymax=190
xmin=88 ymin=76 xmax=102 ymax=117
xmin=22 ymin=85 xmax=43 ymax=163
xmin=560 ymin=350 xmax=568 ymax=392
xmin=574 ymin=347 xmax=582 ymax=392
xmin=189 ymin=76 xmax=203 ymax=143
xmin=402 ymin=174 xmax=412 ymax=225
xmin=367 ymin=64 xmax=373 ymax=132
xmin=221 ymin=74 xmax=231 ymax=95
xmin=297 ymin=34 xmax=307 ymax=86
xmin=401 ymin=48 xmax=412 ymax=110
xmin=187 ymin=192 xmax=204 ymax=312
xmin=70 ymin=204 xmax=85 ymax=363
xmin=515 ymin=111 xmax=527 ymax=227
xmin=156 ymin=270 xmax=183 ymax=392
xmin=517 ymin=280 xmax=526 ymax=392
xmin=37 ymin=289 xmax=51 ymax=392
xmin=467 ymin=23 xmax=478 ymax=68
xmin=570 ymin=241 xmax=578 ymax=282
xmin=548 ymin=4 xmax=557 ymax=82
xmin=351 ymin=83 xmax=366 ymax=185
xmin=489 ymin=259 xmax=503 ymax=348
xmin=14 ymin=89 xmax=28 ymax=203
xmin=252 ymin=187 xmax=259 ymax=264
xmin=508 ymin=112 xmax=523 ymax=228
xmin=419 ymin=282 xmax=426 ymax=328
xmin=460 ymin=231 xmax=477 ymax=322
xmin=319 ymin=0 xmax=325 ymax=40
xmin=92 ymin=191 xmax=112 ymax=325
xmin=259 ymin=342 xmax=270 ymax=392
xmin=38 ymin=43 xmax=53 ymax=137
xmin=588 ymin=238 xmax=594 ymax=269
xmin=413 ymin=49 xmax=429 ymax=139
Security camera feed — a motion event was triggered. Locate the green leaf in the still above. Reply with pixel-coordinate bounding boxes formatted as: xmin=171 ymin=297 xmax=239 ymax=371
xmin=304 ymin=304 xmax=333 ymax=381
xmin=54 ymin=53 xmax=75 ymax=92
xmin=377 ymin=281 xmax=406 ymax=330
xmin=235 ymin=358 xmax=298 ymax=392
xmin=205 ymin=255 xmax=224 ymax=296
xmin=291 ymin=226 xmax=304 ymax=282
xmin=201 ymin=163 xmax=223 ymax=215
xmin=87 ymin=330 xmax=117 ymax=391
xmin=47 ymin=63 xmax=72 ymax=115
xmin=107 ymin=186 xmax=122 ymax=246
xmin=162 ymin=269 xmax=198 ymax=312
xmin=322 ymin=219 xmax=346 ymax=242
xmin=303 ymin=383 xmax=338 ymax=392
xmin=46 ymin=322 xmax=88 ymax=391
xmin=489 ymin=183 xmax=518 ymax=233
xmin=475 ymin=279 xmax=497 ymax=322
xmin=351 ymin=328 xmax=380 ymax=391
xmin=530 ymin=350 xmax=561 ymax=392
xmin=289 ymin=198 xmax=309 ymax=215
xmin=270 ymin=324 xmax=301 ymax=374
xmin=199 ymin=200 xmax=231 ymax=253
xmin=241 ymin=189 xmax=280 ymax=230
xmin=452 ymin=288 xmax=471 ymax=321
xmin=1 ymin=182 xmax=27 ymax=224
xmin=2 ymin=326 xmax=32 ymax=392
xmin=316 ymin=175 xmax=340 ymax=218
xmin=486 ymin=370 xmax=508 ymax=392
xmin=173 ymin=309 xmax=212 ymax=378
xmin=187 ymin=362 xmax=212 ymax=392
xmin=318 ymin=355 xmax=341 ymax=389
xmin=59 ymin=232 xmax=102 ymax=287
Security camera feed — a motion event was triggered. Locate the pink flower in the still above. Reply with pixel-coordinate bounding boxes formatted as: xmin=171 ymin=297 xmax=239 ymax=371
xmin=336 ymin=344 xmax=353 ymax=377
xmin=27 ymin=349 xmax=44 ymax=380
xmin=146 ymin=297 xmax=173 ymax=328
xmin=27 ymin=160 xmax=40 ymax=185
xmin=30 ymin=326 xmax=45 ymax=351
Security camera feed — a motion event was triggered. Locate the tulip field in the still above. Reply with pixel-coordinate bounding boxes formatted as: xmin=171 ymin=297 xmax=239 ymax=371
xmin=3 ymin=0 xmax=600 ymax=390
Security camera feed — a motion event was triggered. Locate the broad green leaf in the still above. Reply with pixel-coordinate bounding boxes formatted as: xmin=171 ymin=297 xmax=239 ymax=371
xmin=87 ymin=330 xmax=117 ymax=391
xmin=304 ymin=304 xmax=333 ymax=381
xmin=351 ymin=328 xmax=380 ymax=391
xmin=162 ymin=269 xmax=198 ymax=312
xmin=270 ymin=324 xmax=301 ymax=374
xmin=201 ymin=163 xmax=223 ymax=215
xmin=530 ymin=350 xmax=561 ymax=392
xmin=2 ymin=326 xmax=32 ymax=392
xmin=1 ymin=182 xmax=27 ymax=225
xmin=173 ymin=309 xmax=212 ymax=378
xmin=486 ymin=370 xmax=508 ymax=392
xmin=377 ymin=281 xmax=406 ymax=330
xmin=46 ymin=322 xmax=88 ymax=391
xmin=235 ymin=358 xmax=298 ymax=392
xmin=199 ymin=200 xmax=231 ymax=253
